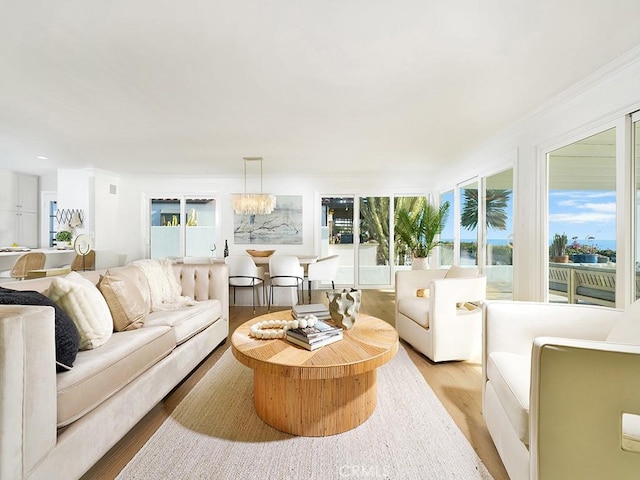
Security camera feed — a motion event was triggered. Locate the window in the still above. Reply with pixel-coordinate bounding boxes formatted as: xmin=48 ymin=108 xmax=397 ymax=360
xmin=548 ymin=128 xmax=616 ymax=306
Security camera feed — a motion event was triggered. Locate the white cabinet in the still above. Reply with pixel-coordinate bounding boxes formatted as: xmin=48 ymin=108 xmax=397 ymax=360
xmin=17 ymin=174 xmax=38 ymax=212
xmin=0 ymin=171 xmax=39 ymax=247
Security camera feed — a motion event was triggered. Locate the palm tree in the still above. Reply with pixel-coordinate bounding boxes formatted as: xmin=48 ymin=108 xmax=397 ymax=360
xmin=359 ymin=197 xmax=390 ymax=265
xmin=395 ymin=200 xmax=450 ymax=259
xmin=357 ymin=196 xmax=450 ymax=266
xmin=461 ymin=189 xmax=511 ymax=231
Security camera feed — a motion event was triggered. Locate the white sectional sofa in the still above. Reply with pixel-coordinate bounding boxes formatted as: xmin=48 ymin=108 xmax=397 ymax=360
xmin=0 ymin=261 xmax=229 ymax=480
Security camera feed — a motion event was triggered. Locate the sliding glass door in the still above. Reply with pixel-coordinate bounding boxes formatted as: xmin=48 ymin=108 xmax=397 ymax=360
xmin=459 ymin=179 xmax=480 ymax=266
xmin=440 ymin=190 xmax=455 ymax=267
xmin=484 ymin=170 xmax=513 ymax=299
xmin=150 ymin=196 xmax=217 ymax=259
xmin=320 ymin=195 xmax=395 ymax=288
xmin=321 ymin=196 xmax=355 ymax=286
xmin=359 ymin=196 xmax=391 ymax=285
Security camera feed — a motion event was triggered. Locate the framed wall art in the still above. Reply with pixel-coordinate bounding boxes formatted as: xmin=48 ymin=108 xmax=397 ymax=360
xmin=234 ymin=195 xmax=302 ymax=244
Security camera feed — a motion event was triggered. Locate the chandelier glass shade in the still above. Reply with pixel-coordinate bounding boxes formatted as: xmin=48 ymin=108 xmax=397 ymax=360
xmin=232 ymin=157 xmax=277 ymax=215
xmin=232 ymin=193 xmax=277 ymax=215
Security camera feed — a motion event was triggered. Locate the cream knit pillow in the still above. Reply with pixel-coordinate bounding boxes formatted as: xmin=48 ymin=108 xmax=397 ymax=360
xmin=48 ymin=271 xmax=114 ymax=350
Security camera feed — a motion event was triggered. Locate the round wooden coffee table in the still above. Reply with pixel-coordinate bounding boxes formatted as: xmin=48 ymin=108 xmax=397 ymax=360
xmin=231 ymin=311 xmax=398 ymax=436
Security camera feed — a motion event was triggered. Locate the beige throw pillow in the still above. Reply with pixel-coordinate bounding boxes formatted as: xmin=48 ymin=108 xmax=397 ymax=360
xmin=48 ymin=271 xmax=113 ymax=350
xmin=98 ymin=272 xmax=147 ymax=331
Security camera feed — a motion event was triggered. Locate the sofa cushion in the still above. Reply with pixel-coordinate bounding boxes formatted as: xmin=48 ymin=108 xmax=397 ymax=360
xmin=47 ymin=271 xmax=114 ymax=350
xmin=487 ymin=351 xmax=531 ymax=445
xmin=397 ymin=297 xmax=430 ymax=328
xmin=445 ymin=265 xmax=479 ymax=278
xmin=98 ymin=272 xmax=148 ymax=331
xmin=56 ymin=325 xmax=175 ymax=427
xmin=0 ymin=287 xmax=80 ymax=372
xmin=606 ymin=298 xmax=640 ymax=345
xmin=144 ymin=299 xmax=222 ymax=344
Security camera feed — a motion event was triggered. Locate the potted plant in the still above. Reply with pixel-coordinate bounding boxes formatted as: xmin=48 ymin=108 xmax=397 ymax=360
xmin=55 ymin=230 xmax=73 ymax=249
xmin=567 ymin=235 xmax=598 ymax=263
xmin=549 ymin=233 xmax=569 ymax=263
xmin=395 ymin=200 xmax=450 ymax=270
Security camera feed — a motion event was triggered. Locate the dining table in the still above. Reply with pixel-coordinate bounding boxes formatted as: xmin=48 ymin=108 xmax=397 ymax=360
xmin=188 ymin=254 xmax=318 ymax=272
xmin=248 ymin=254 xmax=318 ymax=271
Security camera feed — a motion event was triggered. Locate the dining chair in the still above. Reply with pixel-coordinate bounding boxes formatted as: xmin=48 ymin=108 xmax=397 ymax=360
xmin=305 ymin=254 xmax=339 ymax=303
xmin=9 ymin=252 xmax=46 ymax=280
xmin=225 ymin=255 xmax=266 ymax=313
xmin=268 ymin=255 xmax=304 ymax=312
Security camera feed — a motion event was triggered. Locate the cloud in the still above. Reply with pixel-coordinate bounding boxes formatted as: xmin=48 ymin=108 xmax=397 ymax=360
xmin=550 ymin=191 xmax=616 ymax=200
xmin=583 ymin=202 xmax=616 ymax=213
xmin=550 ymin=192 xmax=616 ymax=224
xmin=549 ymin=212 xmax=615 ymax=224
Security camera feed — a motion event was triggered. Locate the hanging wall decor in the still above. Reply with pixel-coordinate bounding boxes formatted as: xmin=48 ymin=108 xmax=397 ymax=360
xmin=234 ymin=195 xmax=302 ymax=245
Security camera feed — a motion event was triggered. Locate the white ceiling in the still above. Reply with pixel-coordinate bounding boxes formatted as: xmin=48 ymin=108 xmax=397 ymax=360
xmin=3 ymin=1 xmax=640 ymax=178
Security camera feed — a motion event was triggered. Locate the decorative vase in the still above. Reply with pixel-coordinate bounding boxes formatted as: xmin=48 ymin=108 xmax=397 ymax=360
xmin=224 ymin=240 xmax=229 ymax=257
xmin=326 ymin=288 xmax=361 ymax=330
xmin=411 ymin=256 xmax=430 ymax=270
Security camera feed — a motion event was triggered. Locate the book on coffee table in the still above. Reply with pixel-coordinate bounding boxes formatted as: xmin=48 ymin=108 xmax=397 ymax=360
xmin=286 ymin=331 xmax=343 ymax=350
xmin=291 ymin=303 xmax=331 ymax=320
xmin=287 ymin=319 xmax=342 ymax=341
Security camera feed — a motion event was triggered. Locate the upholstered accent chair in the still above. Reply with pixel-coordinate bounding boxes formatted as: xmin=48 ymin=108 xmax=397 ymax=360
xmin=225 ymin=255 xmax=265 ymax=313
xmin=483 ymin=300 xmax=640 ymax=479
xmin=305 ymin=254 xmax=339 ymax=302
xmin=395 ymin=266 xmax=486 ymax=362
xmin=268 ymin=255 xmax=304 ymax=312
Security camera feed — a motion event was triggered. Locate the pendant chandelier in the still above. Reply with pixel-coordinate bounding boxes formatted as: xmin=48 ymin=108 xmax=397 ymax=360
xmin=232 ymin=157 xmax=277 ymax=215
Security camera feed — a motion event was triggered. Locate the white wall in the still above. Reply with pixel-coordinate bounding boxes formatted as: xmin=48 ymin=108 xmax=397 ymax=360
xmin=432 ymin=47 xmax=640 ymax=302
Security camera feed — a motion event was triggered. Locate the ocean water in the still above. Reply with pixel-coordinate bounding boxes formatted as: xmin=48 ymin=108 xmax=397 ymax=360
xmin=447 ymin=239 xmax=617 ymax=251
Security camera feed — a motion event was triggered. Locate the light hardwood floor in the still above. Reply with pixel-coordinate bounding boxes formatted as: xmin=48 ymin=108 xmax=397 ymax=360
xmin=83 ymin=289 xmax=509 ymax=479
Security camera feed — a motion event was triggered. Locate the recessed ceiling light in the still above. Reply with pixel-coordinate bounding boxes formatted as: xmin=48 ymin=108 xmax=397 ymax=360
xmin=36 ymin=156 xmax=48 ymax=160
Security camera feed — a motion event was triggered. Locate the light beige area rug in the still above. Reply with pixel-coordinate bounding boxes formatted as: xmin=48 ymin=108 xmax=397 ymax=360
xmin=117 ymin=345 xmax=492 ymax=479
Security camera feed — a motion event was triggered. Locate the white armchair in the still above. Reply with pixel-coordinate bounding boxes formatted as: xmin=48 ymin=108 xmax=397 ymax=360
xmin=483 ymin=300 xmax=640 ymax=479
xmin=395 ymin=267 xmax=486 ymax=362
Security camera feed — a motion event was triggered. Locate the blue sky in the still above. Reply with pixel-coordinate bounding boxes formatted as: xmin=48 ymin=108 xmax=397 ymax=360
xmin=548 ymin=190 xmax=616 ymax=244
xmin=439 ymin=189 xmax=616 ymax=247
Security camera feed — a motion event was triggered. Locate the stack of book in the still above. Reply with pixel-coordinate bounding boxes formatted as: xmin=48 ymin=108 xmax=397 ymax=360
xmin=291 ymin=303 xmax=332 ymax=321
xmin=286 ymin=319 xmax=343 ymax=350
